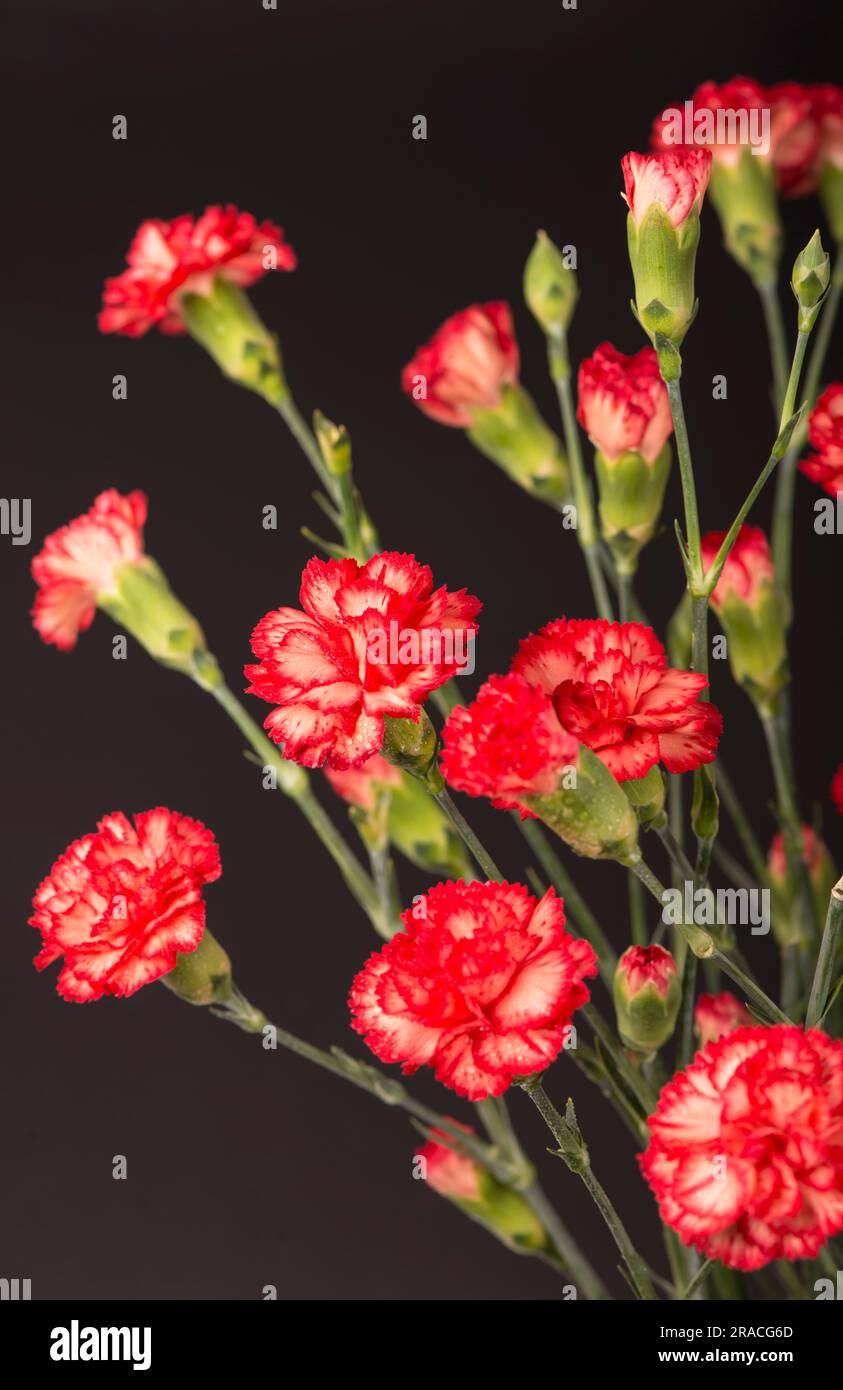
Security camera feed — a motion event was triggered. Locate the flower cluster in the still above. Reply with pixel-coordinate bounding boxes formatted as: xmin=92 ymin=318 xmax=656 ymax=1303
xmin=800 ymin=384 xmax=843 ymax=496
xmin=349 ymin=881 xmax=597 ymax=1100
xmin=641 ymin=1026 xmax=843 ymax=1269
xmin=245 ymin=553 xmax=480 ymax=769
xmin=30 ymin=809 xmax=221 ymax=1002
xmin=99 ymin=205 xmax=296 ymax=337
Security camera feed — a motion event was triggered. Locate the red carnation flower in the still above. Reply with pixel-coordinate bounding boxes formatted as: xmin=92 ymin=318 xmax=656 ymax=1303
xmin=401 ymin=302 xmax=519 ymax=427
xmin=622 ymin=150 xmax=712 ymax=229
xmin=99 ymin=204 xmax=296 ymax=338
xmin=694 ymin=992 xmax=752 ymax=1045
xmin=814 ymin=84 xmax=843 ymax=172
xmin=349 ymin=880 xmax=597 ymax=1100
xmin=245 ymin=553 xmax=481 ymax=770
xmin=769 ymin=83 xmax=823 ymax=197
xmin=832 ymin=764 xmax=843 ymax=816
xmin=641 ymin=1026 xmax=843 ymax=1269
xmin=652 ymin=76 xmax=771 ymax=168
xmin=616 ymin=944 xmax=677 ymax=999
xmin=800 ymin=384 xmax=843 ymax=496
xmin=31 ymin=489 xmax=147 ymax=650
xmin=511 ymin=618 xmax=722 ymax=781
xmin=440 ymin=673 xmax=579 ymax=812
xmin=416 ymin=1122 xmax=482 ymax=1200
xmin=324 ymin=752 xmax=403 ymax=810
xmin=30 ymin=808 xmax=221 ymax=1003
xmin=701 ymin=524 xmax=775 ymax=610
xmin=577 ymin=342 xmax=673 ymax=463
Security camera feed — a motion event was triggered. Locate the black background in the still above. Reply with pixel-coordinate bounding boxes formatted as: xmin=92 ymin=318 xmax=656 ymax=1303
xmin=3 ymin=0 xmax=841 ymax=1300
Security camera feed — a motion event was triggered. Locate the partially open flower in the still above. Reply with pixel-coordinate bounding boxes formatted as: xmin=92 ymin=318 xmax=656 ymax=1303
xmin=99 ymin=205 xmax=296 ymax=337
xmin=613 ymin=945 xmax=680 ymax=1053
xmin=30 ymin=808 xmax=222 ymax=1003
xmin=245 ymin=553 xmax=480 ymax=770
xmin=702 ymin=525 xmax=787 ymax=711
xmin=641 ymin=1026 xmax=843 ymax=1269
xmin=416 ymin=1123 xmax=548 ymax=1251
xmin=402 ymin=302 xmax=569 ymax=506
xmin=694 ymin=991 xmax=752 ymax=1045
xmin=622 ymin=149 xmax=712 ymax=345
xmin=349 ymin=880 xmax=597 ymax=1100
xmin=800 ymin=384 xmax=843 ymax=496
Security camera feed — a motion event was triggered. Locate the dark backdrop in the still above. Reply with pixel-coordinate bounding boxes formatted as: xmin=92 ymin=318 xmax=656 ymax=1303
xmin=3 ymin=0 xmax=840 ymax=1300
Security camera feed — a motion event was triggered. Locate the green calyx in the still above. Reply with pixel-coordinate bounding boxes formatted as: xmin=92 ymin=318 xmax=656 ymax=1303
xmin=623 ymin=764 xmax=667 ymax=831
xmin=381 ymin=709 xmax=443 ymax=792
xmin=613 ymin=964 xmax=680 ymax=1054
xmin=161 ymin=928 xmax=233 ymax=1007
xmin=524 ymin=746 xmax=639 ymax=863
xmin=100 ymin=558 xmax=222 ymax=687
xmin=523 ymin=230 xmax=578 ymax=335
xmin=467 ymin=383 xmax=570 ymax=508
xmin=386 ymin=773 xmax=473 ymax=878
xmin=594 ymin=443 xmax=672 ymax=570
xmin=714 ymin=581 xmax=789 ymax=713
xmin=181 ymin=277 xmax=287 ymax=406
xmin=709 ymin=155 xmax=782 ymax=284
xmin=627 ymin=204 xmax=702 ymax=346
xmin=792 ymin=230 xmax=831 ymax=331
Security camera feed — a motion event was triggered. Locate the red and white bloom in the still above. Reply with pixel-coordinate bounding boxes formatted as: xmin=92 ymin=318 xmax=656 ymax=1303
xmin=30 ymin=808 xmax=221 ymax=1003
xmin=616 ymin=944 xmax=677 ymax=1000
xmin=511 ymin=618 xmax=722 ymax=781
xmin=99 ymin=205 xmax=296 ymax=338
xmin=800 ymin=384 xmax=843 ymax=495
xmin=694 ymin=992 xmax=752 ymax=1045
xmin=577 ymin=342 xmax=673 ymax=462
xmin=652 ymin=76 xmax=771 ymax=168
xmin=622 ymin=150 xmax=712 ymax=229
xmin=349 ymin=880 xmax=597 ymax=1100
xmin=769 ymin=83 xmax=824 ymax=197
xmin=641 ymin=1026 xmax=843 ymax=1269
xmin=440 ymin=673 xmax=579 ymax=811
xmin=245 ymin=553 xmax=480 ymax=770
xmin=31 ymin=489 xmax=147 ymax=650
xmin=401 ymin=302 xmax=519 ymax=427
xmin=324 ymin=752 xmax=403 ymax=810
xmin=701 ymin=524 xmax=775 ymax=610
xmin=416 ymin=1123 xmax=482 ymax=1200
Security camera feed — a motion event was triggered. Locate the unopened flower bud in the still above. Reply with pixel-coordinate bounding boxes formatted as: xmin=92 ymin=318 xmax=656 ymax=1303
xmin=623 ymin=764 xmax=667 ymax=830
xmin=381 ymin=709 xmax=443 ymax=791
xmin=523 ymin=231 xmax=578 ymax=335
xmin=416 ymin=1126 xmax=547 ymax=1253
xmin=694 ymin=990 xmax=751 ymax=1045
xmin=613 ymin=944 xmax=680 ymax=1053
xmin=702 ymin=525 xmax=788 ymax=713
xmin=622 ymin=150 xmax=712 ymax=346
xmin=181 ymin=277 xmax=287 ymax=406
xmin=791 ymin=231 xmax=831 ymax=330
xmin=161 ymin=927 xmax=233 ymax=1006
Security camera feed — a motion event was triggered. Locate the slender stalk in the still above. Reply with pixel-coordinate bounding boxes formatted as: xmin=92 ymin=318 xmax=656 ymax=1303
xmin=665 ymin=376 xmax=703 ymax=587
xmin=756 ymin=280 xmax=789 ymax=417
xmin=762 ymin=707 xmax=819 ymax=945
xmin=434 ymin=788 xmax=504 ymax=882
xmin=770 ymin=328 xmax=812 ymax=600
xmin=519 ymin=1078 xmax=656 ymax=1300
xmin=547 ymin=328 xmax=614 ymax=622
xmin=679 ymin=1257 xmax=714 ymax=1302
xmin=276 ymin=396 xmax=338 ymax=500
xmin=628 ymin=874 xmax=647 ymax=946
xmin=516 ymin=816 xmax=616 ymax=978
xmin=207 ymin=680 xmax=385 ymax=929
xmin=805 ymin=876 xmax=843 ymax=1030
xmin=677 ymin=950 xmax=698 ymax=1070
xmin=618 ymin=569 xmax=635 ymax=625
xmin=582 ymin=1004 xmax=657 ymax=1115
xmin=657 ymin=825 xmax=697 ymax=885
xmin=715 ymin=760 xmax=769 ymax=887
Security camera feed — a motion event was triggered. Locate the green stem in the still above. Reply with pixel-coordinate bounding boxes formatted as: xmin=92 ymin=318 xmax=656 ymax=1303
xmin=548 ymin=329 xmax=614 ymax=622
xmin=762 ymin=708 xmax=818 ymax=944
xmin=805 ymin=877 xmax=843 ymax=1030
xmin=770 ymin=329 xmax=813 ymax=601
xmin=665 ymin=376 xmax=703 ymax=587
xmin=434 ymin=788 xmax=504 ymax=882
xmin=277 ymin=396 xmax=338 ymax=500
xmin=715 ymin=760 xmax=769 ymax=887
xmin=756 ymin=279 xmax=790 ymax=417
xmin=516 ymin=816 xmax=617 ymax=979
xmin=583 ymin=1003 xmax=657 ymax=1115
xmin=628 ymin=873 xmax=647 ymax=946
xmin=677 ymin=949 xmax=698 ymax=1070
xmin=679 ymin=1257 xmax=714 ymax=1302
xmin=519 ymin=1079 xmax=656 ymax=1300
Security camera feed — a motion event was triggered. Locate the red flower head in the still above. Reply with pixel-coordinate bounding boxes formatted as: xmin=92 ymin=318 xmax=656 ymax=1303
xmin=616 ymin=944 xmax=677 ymax=1000
xmin=701 ymin=524 xmax=775 ymax=611
xmin=30 ymin=808 xmax=221 ymax=1003
xmin=815 ymin=85 xmax=843 ymax=171
xmin=324 ymin=752 xmax=403 ymax=810
xmin=440 ymin=673 xmax=579 ymax=811
xmin=416 ymin=1122 xmax=482 ymax=1200
xmin=245 ymin=553 xmax=481 ymax=770
xmin=768 ymin=825 xmax=832 ymax=886
xmin=832 ymin=764 xmax=843 ymax=816
xmin=99 ymin=205 xmax=296 ymax=338
xmin=31 ymin=489 xmax=147 ymax=650
xmin=577 ymin=342 xmax=673 ymax=463
xmin=641 ymin=1026 xmax=843 ymax=1269
xmin=511 ymin=618 xmax=722 ymax=782
xmin=652 ymin=76 xmax=771 ymax=167
xmin=694 ymin=991 xmax=752 ymax=1045
xmin=769 ymin=83 xmax=823 ymax=196
xmin=621 ymin=150 xmax=712 ymax=229
xmin=401 ymin=302 xmax=519 ymax=427
xmin=349 ymin=880 xmax=597 ymax=1100
xmin=800 ymin=384 xmax=843 ymax=496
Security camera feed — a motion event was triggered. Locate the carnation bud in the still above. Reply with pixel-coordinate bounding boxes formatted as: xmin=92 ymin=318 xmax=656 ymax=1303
xmin=381 ymin=709 xmax=444 ymax=792
xmin=524 ymin=745 xmax=640 ymax=864
xmin=99 ymin=557 xmax=222 ymax=688
xmin=613 ymin=945 xmax=680 ymax=1054
xmin=622 ymin=151 xmax=711 ymax=347
xmin=161 ymin=927 xmax=233 ymax=1006
xmin=417 ymin=1129 xmax=547 ymax=1254
xmin=523 ymin=231 xmax=578 ymax=335
xmin=702 ymin=526 xmax=788 ymax=715
xmin=468 ymin=384 xmax=570 ymax=509
xmin=694 ymin=990 xmax=751 ymax=1045
xmin=180 ymin=277 xmax=287 ymax=406
xmin=623 ymin=764 xmax=667 ymax=830
xmin=768 ymin=826 xmax=837 ymax=947
xmin=387 ymin=774 xmax=473 ymax=879
xmin=595 ymin=444 xmax=672 ymax=573
xmin=791 ymin=231 xmax=831 ymax=331
xmin=707 ymin=155 xmax=782 ymax=286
